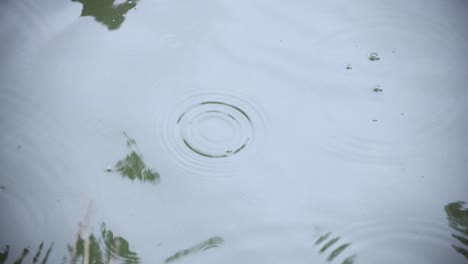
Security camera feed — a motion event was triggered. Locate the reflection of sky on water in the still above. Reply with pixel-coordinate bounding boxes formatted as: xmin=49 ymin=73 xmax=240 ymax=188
xmin=0 ymin=0 xmax=468 ymax=263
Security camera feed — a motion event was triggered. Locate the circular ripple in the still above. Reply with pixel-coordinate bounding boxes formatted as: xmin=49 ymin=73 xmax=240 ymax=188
xmin=161 ymin=92 xmax=265 ymax=177
xmin=177 ymin=101 xmax=253 ymax=158
xmin=335 ymin=219 xmax=460 ymax=263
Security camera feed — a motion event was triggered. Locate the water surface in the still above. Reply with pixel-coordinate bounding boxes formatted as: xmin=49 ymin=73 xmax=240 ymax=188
xmin=1 ymin=0 xmax=468 ymax=263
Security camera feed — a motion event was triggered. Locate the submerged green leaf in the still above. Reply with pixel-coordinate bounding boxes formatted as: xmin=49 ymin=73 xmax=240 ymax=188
xmin=71 ymin=0 xmax=139 ymax=30
xmin=319 ymin=237 xmax=340 ymax=253
xmin=13 ymin=248 xmax=29 ymax=264
xmin=445 ymin=201 xmax=468 ymax=259
xmin=327 ymin=243 xmax=350 ymax=262
xmin=0 ymin=243 xmax=52 ymax=264
xmin=109 ymin=133 xmax=160 ymax=184
xmin=68 ymin=223 xmax=139 ymax=264
xmin=314 ymin=231 xmax=356 ymax=263
xmin=342 ymin=255 xmax=356 ymax=264
xmin=113 ymin=151 xmax=160 ymax=183
xmin=315 ymin=232 xmax=331 ymax=245
xmin=0 ymin=245 xmax=10 ymax=264
xmin=165 ymin=237 xmax=224 ymax=263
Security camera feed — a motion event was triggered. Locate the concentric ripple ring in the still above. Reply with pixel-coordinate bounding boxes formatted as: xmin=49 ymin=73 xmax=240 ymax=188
xmin=176 ymin=100 xmax=254 ymax=158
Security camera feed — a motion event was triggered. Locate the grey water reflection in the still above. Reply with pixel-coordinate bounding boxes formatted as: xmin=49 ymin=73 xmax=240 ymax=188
xmin=72 ymin=0 xmax=139 ymax=30
xmin=314 ymin=232 xmax=355 ymax=264
xmin=165 ymin=237 xmax=224 ymax=263
xmin=106 ymin=132 xmax=160 ymax=184
xmin=64 ymin=223 xmax=139 ymax=264
xmin=445 ymin=201 xmax=468 ymax=259
xmin=0 ymin=242 xmax=53 ymax=264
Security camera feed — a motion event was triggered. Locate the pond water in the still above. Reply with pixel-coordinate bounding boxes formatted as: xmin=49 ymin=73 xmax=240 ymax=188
xmin=1 ymin=0 xmax=468 ymax=263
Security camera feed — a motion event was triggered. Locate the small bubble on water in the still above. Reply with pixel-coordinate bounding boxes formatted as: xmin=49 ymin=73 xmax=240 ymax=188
xmin=369 ymin=53 xmax=380 ymax=61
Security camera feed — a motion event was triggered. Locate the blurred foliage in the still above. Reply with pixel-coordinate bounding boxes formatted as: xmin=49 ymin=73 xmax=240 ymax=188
xmin=445 ymin=201 xmax=468 ymax=259
xmin=0 ymin=242 xmax=53 ymax=264
xmin=314 ymin=231 xmax=355 ymax=264
xmin=64 ymin=223 xmax=139 ymax=264
xmin=72 ymin=0 xmax=139 ymax=30
xmin=107 ymin=132 xmax=160 ymax=184
xmin=165 ymin=237 xmax=224 ymax=263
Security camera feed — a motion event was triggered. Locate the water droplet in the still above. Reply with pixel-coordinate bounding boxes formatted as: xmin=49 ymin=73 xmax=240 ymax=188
xmin=368 ymin=53 xmax=380 ymax=61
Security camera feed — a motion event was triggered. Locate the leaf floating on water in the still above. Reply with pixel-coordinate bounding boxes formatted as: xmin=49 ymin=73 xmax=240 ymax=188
xmin=165 ymin=237 xmax=224 ymax=263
